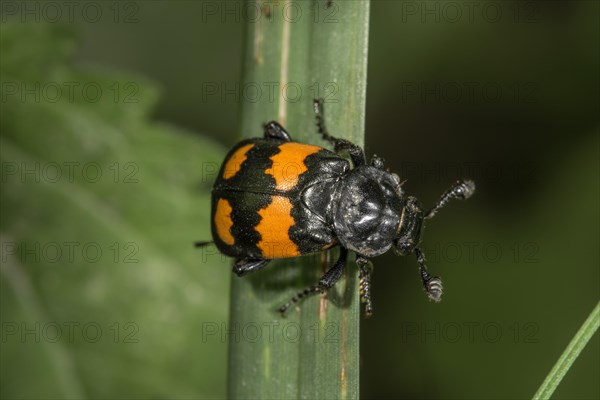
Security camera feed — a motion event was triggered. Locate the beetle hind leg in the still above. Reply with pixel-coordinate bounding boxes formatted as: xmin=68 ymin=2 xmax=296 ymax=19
xmin=233 ymin=258 xmax=270 ymax=277
xmin=263 ymin=121 xmax=292 ymax=141
xmin=279 ymin=248 xmax=348 ymax=315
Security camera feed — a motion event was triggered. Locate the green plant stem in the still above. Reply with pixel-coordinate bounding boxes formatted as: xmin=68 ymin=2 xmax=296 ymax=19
xmin=228 ymin=1 xmax=370 ymax=399
xmin=532 ymin=301 xmax=600 ymax=400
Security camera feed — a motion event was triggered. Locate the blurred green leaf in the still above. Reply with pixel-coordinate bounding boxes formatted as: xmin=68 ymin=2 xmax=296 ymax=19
xmin=1 ymin=23 xmax=228 ymax=399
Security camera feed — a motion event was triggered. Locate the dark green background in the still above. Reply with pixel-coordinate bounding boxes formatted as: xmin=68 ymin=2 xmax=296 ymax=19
xmin=1 ymin=1 xmax=598 ymax=399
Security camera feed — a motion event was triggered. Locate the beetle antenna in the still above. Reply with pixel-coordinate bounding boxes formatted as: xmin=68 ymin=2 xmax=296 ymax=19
xmin=425 ymin=179 xmax=475 ymax=219
xmin=194 ymin=241 xmax=214 ymax=248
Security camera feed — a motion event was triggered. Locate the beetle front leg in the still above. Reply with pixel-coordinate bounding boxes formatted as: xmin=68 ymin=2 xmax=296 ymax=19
xmin=415 ymin=248 xmax=443 ymax=302
xmin=279 ymin=248 xmax=348 ymax=315
xmin=356 ymin=255 xmax=374 ymax=317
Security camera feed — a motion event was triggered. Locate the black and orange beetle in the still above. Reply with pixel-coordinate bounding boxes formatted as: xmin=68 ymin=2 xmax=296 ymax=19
xmin=197 ymin=100 xmax=475 ymax=317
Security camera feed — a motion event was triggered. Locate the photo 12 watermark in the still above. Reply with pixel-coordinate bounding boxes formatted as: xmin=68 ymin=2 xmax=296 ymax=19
xmin=398 ymin=81 xmax=539 ymax=105
xmin=1 ymin=81 xmax=140 ymax=104
xmin=399 ymin=320 xmax=540 ymax=344
xmin=394 ymin=161 xmax=538 ymax=186
xmin=199 ymin=1 xmax=339 ymax=24
xmin=201 ymin=81 xmax=339 ymax=104
xmin=1 ymin=1 xmax=140 ymax=24
xmin=198 ymin=159 xmax=539 ymax=188
xmin=201 ymin=321 xmax=340 ymax=344
xmin=1 ymin=241 xmax=140 ymax=265
xmin=398 ymin=1 xmax=541 ymax=24
xmin=420 ymin=241 xmax=541 ymax=264
xmin=1 ymin=321 xmax=140 ymax=344
xmin=1 ymin=161 xmax=140 ymax=185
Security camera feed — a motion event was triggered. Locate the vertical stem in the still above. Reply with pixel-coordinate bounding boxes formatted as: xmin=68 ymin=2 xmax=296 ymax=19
xmin=228 ymin=1 xmax=370 ymax=399
xmin=532 ymin=301 xmax=600 ymax=400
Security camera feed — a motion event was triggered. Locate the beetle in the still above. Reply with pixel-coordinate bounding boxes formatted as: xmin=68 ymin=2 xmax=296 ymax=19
xmin=196 ymin=99 xmax=475 ymax=317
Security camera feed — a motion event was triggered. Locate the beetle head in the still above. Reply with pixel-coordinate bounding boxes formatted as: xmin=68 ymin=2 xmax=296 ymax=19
xmin=333 ymin=166 xmax=404 ymax=257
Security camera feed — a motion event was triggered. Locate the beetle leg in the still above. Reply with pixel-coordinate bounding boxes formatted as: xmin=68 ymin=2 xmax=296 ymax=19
xmin=370 ymin=155 xmax=385 ymax=169
xmin=425 ymin=179 xmax=476 ymax=219
xmin=193 ymin=241 xmax=213 ymax=248
xmin=313 ymin=98 xmax=366 ymax=166
xmin=331 ymin=139 xmax=367 ymax=167
xmin=263 ymin=121 xmax=292 ymax=142
xmin=232 ymin=258 xmax=271 ymax=277
xmin=279 ymin=248 xmax=348 ymax=315
xmin=415 ymin=248 xmax=443 ymax=302
xmin=356 ymin=255 xmax=374 ymax=317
